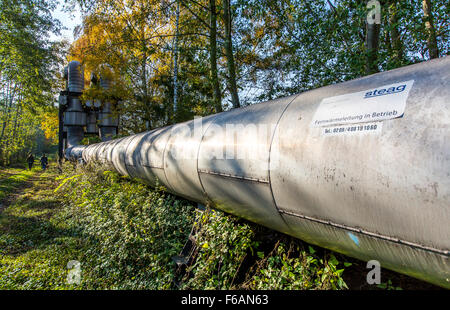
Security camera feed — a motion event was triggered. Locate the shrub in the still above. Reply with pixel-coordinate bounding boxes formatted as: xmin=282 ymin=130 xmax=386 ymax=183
xmin=55 ymin=163 xmax=195 ymax=289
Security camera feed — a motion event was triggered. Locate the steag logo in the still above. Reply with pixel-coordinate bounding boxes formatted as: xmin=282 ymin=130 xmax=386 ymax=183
xmin=364 ymin=84 xmax=407 ymax=99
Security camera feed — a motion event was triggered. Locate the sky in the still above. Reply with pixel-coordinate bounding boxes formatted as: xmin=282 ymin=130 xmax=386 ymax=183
xmin=50 ymin=1 xmax=82 ymax=43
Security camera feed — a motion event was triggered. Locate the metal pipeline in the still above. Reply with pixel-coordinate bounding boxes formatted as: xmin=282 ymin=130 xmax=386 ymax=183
xmin=98 ymin=70 xmax=119 ymax=141
xmin=64 ymin=61 xmax=86 ymax=160
xmin=68 ymin=57 xmax=450 ymax=288
xmin=63 ymin=61 xmax=120 ymax=160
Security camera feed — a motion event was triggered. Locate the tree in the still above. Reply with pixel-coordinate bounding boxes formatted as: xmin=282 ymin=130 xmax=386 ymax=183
xmin=209 ymin=0 xmax=222 ymax=113
xmin=222 ymin=0 xmax=240 ymax=108
xmin=387 ymin=0 xmax=405 ymax=67
xmin=71 ymin=0 xmax=449 ymax=135
xmin=173 ymin=0 xmax=180 ymax=117
xmin=0 ymin=0 xmax=64 ymax=165
xmin=422 ymin=0 xmax=439 ymax=59
xmin=365 ymin=0 xmax=381 ymax=74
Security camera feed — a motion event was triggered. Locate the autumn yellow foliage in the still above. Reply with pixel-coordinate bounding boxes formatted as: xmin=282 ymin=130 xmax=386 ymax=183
xmin=40 ymin=110 xmax=59 ymax=144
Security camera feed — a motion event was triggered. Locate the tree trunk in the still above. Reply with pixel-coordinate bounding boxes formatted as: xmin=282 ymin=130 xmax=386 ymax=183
xmin=141 ymin=42 xmax=148 ymax=104
xmin=11 ymin=95 xmax=22 ymax=143
xmin=365 ymin=0 xmax=380 ymax=74
xmin=6 ymin=98 xmax=21 ymax=165
xmin=209 ymin=0 xmax=222 ymax=113
xmin=140 ymin=29 xmax=153 ymax=129
xmin=388 ymin=1 xmax=404 ymax=66
xmin=173 ymin=0 xmax=180 ymax=116
xmin=0 ymin=82 xmax=17 ymax=165
xmin=223 ymin=0 xmax=240 ymax=108
xmin=0 ymin=81 xmax=11 ymax=147
xmin=0 ymin=82 xmax=16 ymax=146
xmin=384 ymin=11 xmax=392 ymax=56
xmin=422 ymin=0 xmax=439 ymax=59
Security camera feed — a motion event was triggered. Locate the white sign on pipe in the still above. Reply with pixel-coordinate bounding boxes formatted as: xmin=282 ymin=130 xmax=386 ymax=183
xmin=311 ymin=80 xmax=414 ymax=127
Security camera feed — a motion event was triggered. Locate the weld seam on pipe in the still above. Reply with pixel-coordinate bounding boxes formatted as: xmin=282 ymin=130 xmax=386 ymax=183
xmin=279 ymin=210 xmax=450 ymax=256
xmin=134 ymin=164 xmax=164 ymax=170
xmin=198 ymin=170 xmax=269 ymax=183
xmin=196 ymin=114 xmax=223 ymax=203
xmin=123 ymin=137 xmax=138 ymax=179
xmin=267 ymin=93 xmax=303 ymax=231
xmin=161 ymin=132 xmax=176 ymax=193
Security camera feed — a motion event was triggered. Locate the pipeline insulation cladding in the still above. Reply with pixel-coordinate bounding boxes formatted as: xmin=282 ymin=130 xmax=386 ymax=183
xmin=66 ymin=57 xmax=450 ymax=288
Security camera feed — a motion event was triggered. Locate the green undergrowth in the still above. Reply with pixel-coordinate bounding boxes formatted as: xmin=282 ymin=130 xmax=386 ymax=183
xmin=53 ymin=163 xmax=350 ymax=289
xmin=53 ymin=164 xmax=196 ymax=289
xmin=178 ymin=210 xmax=350 ymax=290
xmin=1 ymin=163 xmax=419 ymax=290
xmin=0 ymin=167 xmax=77 ymax=289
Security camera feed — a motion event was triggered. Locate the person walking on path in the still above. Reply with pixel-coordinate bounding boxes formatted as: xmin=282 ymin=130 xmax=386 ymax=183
xmin=26 ymin=153 xmax=35 ymax=170
xmin=40 ymin=154 xmax=48 ymax=171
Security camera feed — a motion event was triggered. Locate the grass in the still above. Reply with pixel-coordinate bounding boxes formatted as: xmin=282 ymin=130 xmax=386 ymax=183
xmin=0 ymin=166 xmax=82 ymax=289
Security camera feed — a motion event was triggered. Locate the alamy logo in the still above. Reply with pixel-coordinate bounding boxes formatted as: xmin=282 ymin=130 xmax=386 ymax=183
xmin=366 ymin=0 xmax=381 ymax=25
xmin=366 ymin=260 xmax=381 ymax=284
xmin=364 ymin=84 xmax=406 ymax=99
xmin=67 ymin=260 xmax=81 ymax=285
